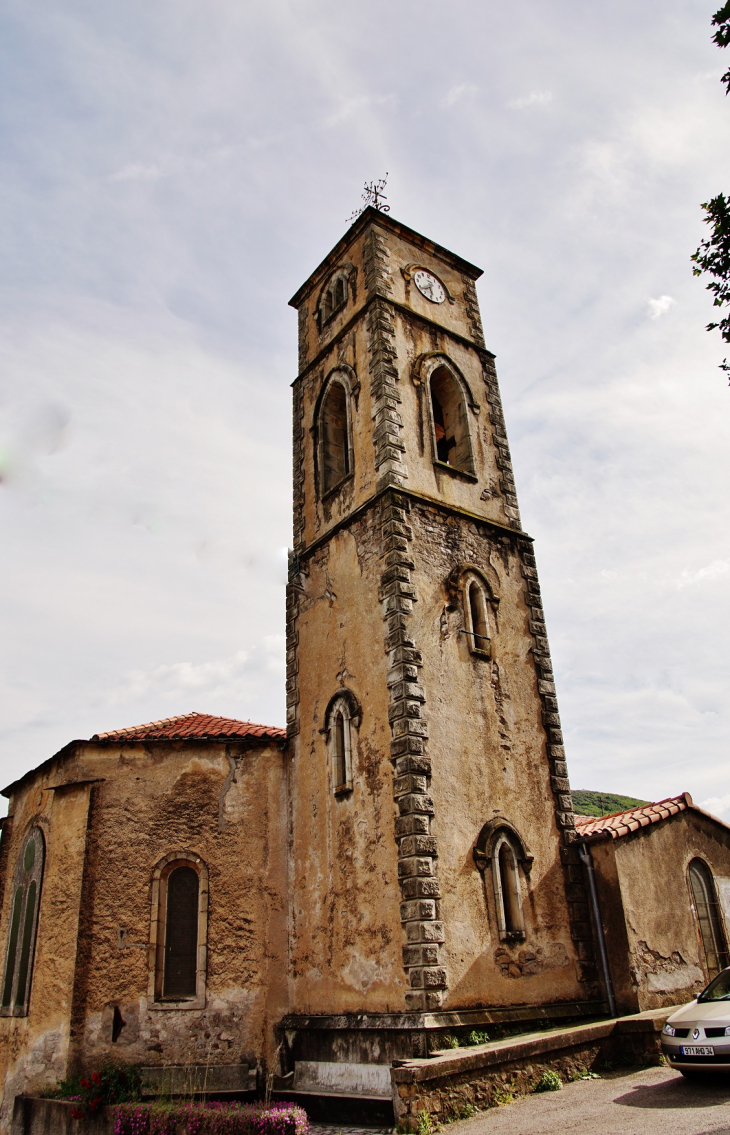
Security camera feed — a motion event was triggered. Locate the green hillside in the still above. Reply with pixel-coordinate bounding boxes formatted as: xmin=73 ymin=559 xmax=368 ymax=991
xmin=572 ymin=790 xmax=649 ymax=818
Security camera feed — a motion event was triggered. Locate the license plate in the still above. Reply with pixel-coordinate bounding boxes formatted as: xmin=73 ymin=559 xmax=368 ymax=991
xmin=680 ymin=1046 xmax=715 ymax=1056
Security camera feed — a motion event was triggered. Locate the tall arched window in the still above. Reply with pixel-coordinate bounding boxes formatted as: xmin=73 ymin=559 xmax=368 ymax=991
xmin=319 ymin=269 xmax=351 ymax=326
xmin=689 ymin=859 xmax=729 ymax=979
xmin=163 ymin=866 xmax=199 ymax=999
xmin=1 ymin=827 xmax=44 ymax=1016
xmin=332 ymin=711 xmax=348 ymax=790
xmin=320 ymin=380 xmax=351 ymax=496
xmin=493 ymin=834 xmax=525 ymax=939
xmin=430 ymin=366 xmax=474 ymax=474
xmin=466 ymin=578 xmax=491 ymax=657
xmin=498 ymin=842 xmax=523 ymax=934
xmin=325 ymin=691 xmax=360 ymax=795
xmin=150 ymin=853 xmax=208 ymax=1008
xmin=473 ymin=820 xmax=531 ymax=943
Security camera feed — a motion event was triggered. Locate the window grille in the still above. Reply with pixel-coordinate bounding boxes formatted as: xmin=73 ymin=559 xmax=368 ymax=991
xmin=689 ymin=859 xmax=729 ymax=978
xmin=163 ymin=866 xmax=199 ymax=999
xmin=1 ymin=827 xmax=44 ymax=1016
xmin=321 ymin=380 xmax=351 ymax=495
xmin=325 ymin=692 xmax=358 ymax=795
xmin=151 ymin=852 xmax=208 ymax=1008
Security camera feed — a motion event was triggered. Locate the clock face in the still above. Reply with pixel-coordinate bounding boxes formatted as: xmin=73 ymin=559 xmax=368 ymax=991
xmin=413 ymin=269 xmax=446 ymax=304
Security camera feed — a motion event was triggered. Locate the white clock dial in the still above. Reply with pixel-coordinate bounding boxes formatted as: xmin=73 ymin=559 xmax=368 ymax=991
xmin=413 ymin=270 xmax=446 ymax=304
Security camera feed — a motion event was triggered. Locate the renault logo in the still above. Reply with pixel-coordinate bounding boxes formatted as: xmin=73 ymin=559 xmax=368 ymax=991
xmin=693 ymin=1028 xmax=701 ymax=1040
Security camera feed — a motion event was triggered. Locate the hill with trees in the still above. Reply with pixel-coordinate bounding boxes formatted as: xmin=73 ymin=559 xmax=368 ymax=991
xmin=572 ymin=790 xmax=649 ymax=818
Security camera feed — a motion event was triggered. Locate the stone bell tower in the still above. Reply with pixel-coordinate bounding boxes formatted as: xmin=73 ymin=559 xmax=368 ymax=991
xmin=283 ymin=209 xmax=599 ymax=1064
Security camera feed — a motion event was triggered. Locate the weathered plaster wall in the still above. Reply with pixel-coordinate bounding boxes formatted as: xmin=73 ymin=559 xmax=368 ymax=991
xmin=0 ymin=738 xmax=288 ymax=1128
xmin=405 ymin=501 xmax=583 ymax=1008
xmin=0 ymin=779 xmax=92 ymax=1131
xmin=287 ymin=523 xmax=406 ymax=1013
xmin=591 ymin=811 xmax=730 ymax=1011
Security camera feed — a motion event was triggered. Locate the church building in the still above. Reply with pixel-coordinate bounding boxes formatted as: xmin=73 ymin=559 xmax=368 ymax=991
xmin=1 ymin=208 xmax=727 ymax=1127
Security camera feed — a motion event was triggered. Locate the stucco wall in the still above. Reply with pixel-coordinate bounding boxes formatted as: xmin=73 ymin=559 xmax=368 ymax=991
xmin=0 ymin=737 xmax=288 ymax=1126
xmin=287 ymin=523 xmax=409 ymax=1013
xmin=406 ymin=502 xmax=583 ymax=1008
xmin=0 ymin=778 xmax=93 ymax=1131
xmin=590 ymin=810 xmax=730 ymax=1012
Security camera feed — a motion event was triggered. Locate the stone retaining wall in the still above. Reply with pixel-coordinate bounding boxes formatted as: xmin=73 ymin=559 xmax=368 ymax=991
xmin=390 ymin=1008 xmax=675 ymax=1130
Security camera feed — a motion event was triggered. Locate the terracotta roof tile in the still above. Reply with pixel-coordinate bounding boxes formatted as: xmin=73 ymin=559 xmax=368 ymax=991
xmin=91 ymin=712 xmax=286 ymax=743
xmin=575 ymin=794 xmax=690 ymax=841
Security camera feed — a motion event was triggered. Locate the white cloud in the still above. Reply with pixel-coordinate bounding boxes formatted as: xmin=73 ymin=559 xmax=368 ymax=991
xmin=323 ymin=94 xmax=392 ymax=126
xmin=507 ymin=90 xmax=553 ymax=109
xmin=115 ymin=637 xmax=285 ymax=708
xmin=109 ymin=162 xmax=165 ymax=182
xmin=648 ymin=295 xmax=676 ymax=319
xmin=675 ymin=560 xmax=730 ymax=589
xmin=700 ymin=794 xmax=730 ymax=820
xmin=443 ymin=83 xmax=478 ymax=108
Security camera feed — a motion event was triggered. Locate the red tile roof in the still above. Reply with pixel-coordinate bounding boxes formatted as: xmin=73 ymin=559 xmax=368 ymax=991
xmin=91 ymin=712 xmax=286 ymax=743
xmin=575 ymin=793 xmax=692 ymax=841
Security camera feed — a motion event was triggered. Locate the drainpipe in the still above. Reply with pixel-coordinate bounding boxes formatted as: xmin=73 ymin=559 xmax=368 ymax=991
xmin=577 ymin=840 xmax=617 ymax=1018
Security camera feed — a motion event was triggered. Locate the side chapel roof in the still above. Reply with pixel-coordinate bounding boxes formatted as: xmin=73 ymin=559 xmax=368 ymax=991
xmin=2 ymin=712 xmax=285 ymax=798
xmin=91 ymin=712 xmax=286 ymax=743
xmin=573 ymin=792 xmax=728 ymax=842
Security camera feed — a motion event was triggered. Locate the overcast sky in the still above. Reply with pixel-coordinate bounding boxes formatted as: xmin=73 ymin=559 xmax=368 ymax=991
xmin=1 ymin=0 xmax=729 ymax=817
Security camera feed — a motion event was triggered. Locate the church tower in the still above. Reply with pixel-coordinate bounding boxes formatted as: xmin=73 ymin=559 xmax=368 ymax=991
xmin=284 ymin=209 xmax=599 ymax=1061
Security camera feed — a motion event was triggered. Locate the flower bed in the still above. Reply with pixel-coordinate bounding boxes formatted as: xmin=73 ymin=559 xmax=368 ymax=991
xmin=113 ymin=1102 xmax=309 ymax=1135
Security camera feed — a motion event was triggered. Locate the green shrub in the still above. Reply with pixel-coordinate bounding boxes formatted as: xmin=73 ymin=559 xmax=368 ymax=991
xmin=113 ymin=1102 xmax=309 ymax=1135
xmin=416 ymin=1111 xmax=436 ymax=1135
xmin=534 ymin=1069 xmax=562 ymax=1093
xmin=53 ymin=1064 xmax=142 ymax=1120
xmin=448 ymin=1102 xmax=478 ymax=1120
xmin=466 ymin=1030 xmax=489 ymax=1046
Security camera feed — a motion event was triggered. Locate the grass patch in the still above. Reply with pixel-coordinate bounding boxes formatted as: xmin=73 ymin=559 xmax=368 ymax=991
xmin=534 ymin=1070 xmax=562 ymax=1093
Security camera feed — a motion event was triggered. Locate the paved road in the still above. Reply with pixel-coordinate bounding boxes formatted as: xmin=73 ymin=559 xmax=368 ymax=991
xmin=447 ymin=1066 xmax=730 ymax=1135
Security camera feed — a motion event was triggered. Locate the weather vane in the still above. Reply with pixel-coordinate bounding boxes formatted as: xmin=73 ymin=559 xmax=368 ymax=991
xmin=347 ymin=174 xmax=390 ymax=223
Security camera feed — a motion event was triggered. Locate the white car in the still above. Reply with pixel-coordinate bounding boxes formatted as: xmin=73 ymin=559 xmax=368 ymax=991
xmin=662 ymin=968 xmax=730 ymax=1074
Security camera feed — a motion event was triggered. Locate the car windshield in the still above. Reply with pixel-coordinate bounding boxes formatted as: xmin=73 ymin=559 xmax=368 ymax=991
xmin=698 ymin=969 xmax=730 ymax=1002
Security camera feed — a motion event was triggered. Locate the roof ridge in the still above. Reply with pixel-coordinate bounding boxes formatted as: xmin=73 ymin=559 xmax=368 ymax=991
xmin=574 ymin=793 xmax=686 ymax=827
xmin=93 ymin=711 xmax=201 ymax=741
xmin=574 ymin=793 xmax=692 ymax=842
xmin=91 ymin=711 xmax=285 ymax=742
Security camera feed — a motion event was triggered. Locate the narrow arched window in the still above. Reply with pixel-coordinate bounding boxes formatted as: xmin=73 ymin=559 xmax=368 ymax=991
xmin=499 ymin=844 xmax=521 ymax=933
xmin=163 ymin=866 xmax=199 ymax=999
xmin=689 ymin=859 xmax=729 ymax=979
xmin=326 ymin=693 xmax=356 ymax=795
xmin=151 ymin=854 xmax=207 ymax=1007
xmin=492 ymin=834 xmax=525 ymax=939
xmin=319 ymin=273 xmax=349 ymax=327
xmin=320 ymin=380 xmax=351 ymax=495
xmin=1 ymin=827 xmax=44 ymax=1016
xmin=333 ymin=712 xmax=347 ymax=790
xmin=430 ymin=366 xmax=474 ymax=474
xmin=467 ymin=580 xmax=490 ymax=656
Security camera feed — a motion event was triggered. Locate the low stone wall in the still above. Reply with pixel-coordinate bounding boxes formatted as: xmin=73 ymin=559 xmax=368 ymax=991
xmin=11 ymin=1097 xmax=112 ymax=1135
xmin=390 ymin=1007 xmax=675 ymax=1130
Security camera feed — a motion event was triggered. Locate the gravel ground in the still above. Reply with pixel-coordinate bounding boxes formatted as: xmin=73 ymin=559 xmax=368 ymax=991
xmin=446 ymin=1065 xmax=730 ymax=1135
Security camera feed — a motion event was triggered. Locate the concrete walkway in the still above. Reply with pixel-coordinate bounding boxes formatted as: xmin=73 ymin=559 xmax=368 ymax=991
xmin=447 ymin=1065 xmax=730 ymax=1135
